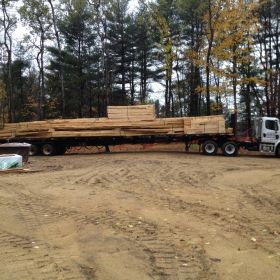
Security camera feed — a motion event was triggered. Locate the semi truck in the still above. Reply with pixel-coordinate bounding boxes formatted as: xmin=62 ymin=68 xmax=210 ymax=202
xmin=0 ymin=112 xmax=279 ymax=158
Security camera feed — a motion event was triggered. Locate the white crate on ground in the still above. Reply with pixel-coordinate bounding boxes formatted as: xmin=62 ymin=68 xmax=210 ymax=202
xmin=0 ymin=154 xmax=23 ymax=170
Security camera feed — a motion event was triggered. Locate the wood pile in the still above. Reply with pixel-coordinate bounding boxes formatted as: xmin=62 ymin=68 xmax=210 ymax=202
xmin=107 ymin=105 xmax=155 ymax=120
xmin=184 ymin=115 xmax=226 ymax=134
xmin=0 ymin=105 xmax=227 ymax=140
xmin=0 ymin=118 xmax=185 ymax=139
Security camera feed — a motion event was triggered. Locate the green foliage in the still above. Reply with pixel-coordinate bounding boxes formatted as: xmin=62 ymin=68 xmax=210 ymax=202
xmin=47 ymin=0 xmax=97 ymax=117
xmin=19 ymin=0 xmax=52 ymax=36
xmin=1 ymin=0 xmax=280 ymax=124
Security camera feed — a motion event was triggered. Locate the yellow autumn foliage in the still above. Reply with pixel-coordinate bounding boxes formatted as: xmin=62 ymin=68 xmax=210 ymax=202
xmin=197 ymin=0 xmax=263 ymax=97
xmin=153 ymin=10 xmax=175 ymax=80
xmin=211 ymin=0 xmax=259 ymax=64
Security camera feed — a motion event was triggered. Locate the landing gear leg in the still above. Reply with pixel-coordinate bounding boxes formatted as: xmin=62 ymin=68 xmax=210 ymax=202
xmin=105 ymin=145 xmax=110 ymax=153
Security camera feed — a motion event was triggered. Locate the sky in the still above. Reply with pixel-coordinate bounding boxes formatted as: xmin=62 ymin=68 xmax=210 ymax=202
xmin=130 ymin=0 xmax=139 ymax=9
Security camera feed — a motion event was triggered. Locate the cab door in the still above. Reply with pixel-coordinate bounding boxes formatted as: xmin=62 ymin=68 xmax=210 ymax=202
xmin=261 ymin=118 xmax=279 ymax=143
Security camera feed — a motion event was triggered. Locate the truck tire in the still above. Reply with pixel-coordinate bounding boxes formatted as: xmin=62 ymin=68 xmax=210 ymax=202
xmin=202 ymin=140 xmax=218 ymax=156
xmin=41 ymin=143 xmax=57 ymax=156
xmin=222 ymin=141 xmax=238 ymax=156
xmin=30 ymin=144 xmax=40 ymax=156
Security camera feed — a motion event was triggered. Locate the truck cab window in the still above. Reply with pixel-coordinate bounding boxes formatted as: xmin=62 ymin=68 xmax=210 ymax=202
xmin=265 ymin=120 xmax=278 ymax=131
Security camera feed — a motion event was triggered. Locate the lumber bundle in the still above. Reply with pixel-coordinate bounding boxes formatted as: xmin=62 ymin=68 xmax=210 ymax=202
xmin=0 ymin=117 xmax=184 ymax=139
xmin=108 ymin=105 xmax=155 ymax=120
xmin=184 ymin=115 xmax=226 ymax=134
xmin=0 ymin=106 xmax=227 ymax=140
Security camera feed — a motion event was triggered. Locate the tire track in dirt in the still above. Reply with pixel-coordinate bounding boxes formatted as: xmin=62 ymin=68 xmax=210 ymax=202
xmin=0 ymin=186 xmax=92 ymax=280
xmin=99 ymin=162 xmax=280 ymax=257
xmin=233 ymin=187 xmax=280 ymax=254
xmin=46 ymin=163 xmax=219 ymax=280
xmin=39 ymin=160 xmax=280 ymax=258
xmin=207 ymin=170 xmax=280 ymax=255
xmin=6 ymin=185 xmax=218 ymax=280
xmin=0 ymin=229 xmax=88 ymax=280
xmin=70 ymin=209 xmax=218 ymax=280
xmin=2 ymin=155 xmax=279 ymax=279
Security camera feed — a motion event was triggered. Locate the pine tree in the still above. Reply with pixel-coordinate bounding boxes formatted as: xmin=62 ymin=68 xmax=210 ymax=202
xmin=175 ymin=0 xmax=206 ymax=116
xmin=19 ymin=0 xmax=52 ymax=120
xmin=48 ymin=0 xmax=97 ymax=118
xmin=0 ymin=0 xmax=17 ymax=122
xmin=105 ymin=0 xmax=131 ymax=105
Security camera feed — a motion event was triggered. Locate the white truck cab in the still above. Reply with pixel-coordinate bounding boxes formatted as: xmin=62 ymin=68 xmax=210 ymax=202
xmin=256 ymin=117 xmax=280 ymax=155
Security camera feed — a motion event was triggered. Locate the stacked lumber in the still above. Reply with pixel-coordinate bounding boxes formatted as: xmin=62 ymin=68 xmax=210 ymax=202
xmin=108 ymin=105 xmax=155 ymax=120
xmin=0 ymin=105 xmax=226 ymax=140
xmin=184 ymin=115 xmax=225 ymax=135
xmin=0 ymin=117 xmax=184 ymax=139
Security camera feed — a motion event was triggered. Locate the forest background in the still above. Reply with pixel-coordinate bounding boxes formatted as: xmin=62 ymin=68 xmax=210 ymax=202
xmin=0 ymin=0 xmax=279 ymax=134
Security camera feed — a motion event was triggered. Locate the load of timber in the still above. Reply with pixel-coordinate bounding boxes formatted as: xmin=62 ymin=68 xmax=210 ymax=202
xmin=107 ymin=105 xmax=156 ymax=120
xmin=0 ymin=105 xmax=227 ymax=139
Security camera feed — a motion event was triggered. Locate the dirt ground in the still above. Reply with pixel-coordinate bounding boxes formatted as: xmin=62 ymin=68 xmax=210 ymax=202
xmin=0 ymin=144 xmax=280 ymax=280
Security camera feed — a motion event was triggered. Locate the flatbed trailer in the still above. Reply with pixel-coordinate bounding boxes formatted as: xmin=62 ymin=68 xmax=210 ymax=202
xmin=0 ymin=130 xmax=278 ymax=158
xmin=2 ymin=133 xmax=235 ymax=156
xmin=0 ymin=106 xmax=279 ymax=157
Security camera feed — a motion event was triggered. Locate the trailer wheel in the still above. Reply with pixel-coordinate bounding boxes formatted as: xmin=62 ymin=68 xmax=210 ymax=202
xmin=41 ymin=143 xmax=56 ymax=156
xmin=30 ymin=144 xmax=40 ymax=156
xmin=222 ymin=142 xmax=238 ymax=157
xmin=202 ymin=140 xmax=218 ymax=156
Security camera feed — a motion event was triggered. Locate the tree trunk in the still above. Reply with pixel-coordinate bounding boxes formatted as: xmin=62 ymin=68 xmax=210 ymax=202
xmin=165 ymin=78 xmax=170 ymax=117
xmin=48 ymin=0 xmax=65 ymax=118
xmin=1 ymin=1 xmax=14 ymax=122
xmin=129 ymin=49 xmax=135 ymax=105
xmin=121 ymin=18 xmax=126 ymax=103
xmin=206 ymin=0 xmax=214 ymax=116
xmin=175 ymin=53 xmax=183 ymax=117
xmin=39 ymin=27 xmax=46 ymax=120
xmin=232 ymin=47 xmax=238 ymax=135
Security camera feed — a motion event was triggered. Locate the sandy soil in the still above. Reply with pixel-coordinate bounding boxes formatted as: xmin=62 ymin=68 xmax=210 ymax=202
xmin=0 ymin=145 xmax=279 ymax=280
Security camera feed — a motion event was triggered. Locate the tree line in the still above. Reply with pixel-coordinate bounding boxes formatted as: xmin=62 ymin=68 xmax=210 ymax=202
xmin=0 ymin=0 xmax=279 ymax=133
